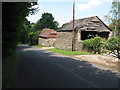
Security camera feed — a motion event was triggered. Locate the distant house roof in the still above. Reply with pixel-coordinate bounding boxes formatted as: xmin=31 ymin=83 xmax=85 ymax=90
xmin=57 ymin=16 xmax=111 ymax=32
xmin=38 ymin=29 xmax=57 ymax=38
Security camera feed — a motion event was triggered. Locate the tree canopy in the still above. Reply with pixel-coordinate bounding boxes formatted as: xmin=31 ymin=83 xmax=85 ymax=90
xmin=109 ymin=19 xmax=120 ymax=33
xmin=2 ymin=2 xmax=38 ymax=88
xmin=30 ymin=12 xmax=59 ymax=32
xmin=105 ymin=0 xmax=120 ymax=35
xmin=20 ymin=18 xmax=32 ymax=44
xmin=2 ymin=2 xmax=38 ymax=61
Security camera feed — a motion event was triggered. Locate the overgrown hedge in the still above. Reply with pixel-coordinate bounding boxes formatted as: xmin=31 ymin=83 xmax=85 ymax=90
xmin=2 ymin=2 xmax=38 ymax=88
xmin=83 ymin=36 xmax=103 ymax=54
xmin=83 ymin=36 xmax=120 ymax=58
xmin=104 ymin=36 xmax=120 ymax=58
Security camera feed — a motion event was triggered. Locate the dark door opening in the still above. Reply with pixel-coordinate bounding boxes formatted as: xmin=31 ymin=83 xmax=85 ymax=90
xmin=81 ymin=31 xmax=109 ymax=40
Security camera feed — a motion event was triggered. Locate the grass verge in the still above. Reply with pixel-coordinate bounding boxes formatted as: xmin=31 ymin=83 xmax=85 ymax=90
xmin=32 ymin=45 xmax=48 ymax=48
xmin=47 ymin=48 xmax=92 ymax=55
xmin=47 ymin=49 xmax=118 ymax=72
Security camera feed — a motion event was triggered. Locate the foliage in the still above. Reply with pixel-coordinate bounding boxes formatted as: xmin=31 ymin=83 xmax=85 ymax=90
xmin=105 ymin=0 xmax=120 ymax=23
xmin=105 ymin=0 xmax=120 ymax=34
xmin=28 ymin=31 xmax=40 ymax=45
xmin=58 ymin=22 xmax=69 ymax=29
xmin=2 ymin=52 xmax=18 ymax=88
xmin=40 ymin=28 xmax=50 ymax=32
xmin=2 ymin=2 xmax=38 ymax=88
xmin=19 ymin=19 xmax=36 ymax=44
xmin=104 ymin=36 xmax=120 ymax=58
xmin=30 ymin=13 xmax=59 ymax=32
xmin=47 ymin=48 xmax=92 ymax=55
xmin=83 ymin=36 xmax=103 ymax=54
xmin=19 ymin=18 xmax=31 ymax=44
xmin=83 ymin=36 xmax=120 ymax=58
xmin=28 ymin=28 xmax=50 ymax=45
xmin=2 ymin=2 xmax=38 ymax=61
xmin=108 ymin=19 xmax=120 ymax=33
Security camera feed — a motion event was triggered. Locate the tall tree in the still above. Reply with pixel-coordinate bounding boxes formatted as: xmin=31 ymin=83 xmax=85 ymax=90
xmin=20 ymin=18 xmax=31 ymax=44
xmin=30 ymin=13 xmax=59 ymax=31
xmin=105 ymin=0 xmax=120 ymax=36
xmin=109 ymin=19 xmax=120 ymax=33
xmin=2 ymin=2 xmax=38 ymax=60
xmin=2 ymin=2 xmax=38 ymax=88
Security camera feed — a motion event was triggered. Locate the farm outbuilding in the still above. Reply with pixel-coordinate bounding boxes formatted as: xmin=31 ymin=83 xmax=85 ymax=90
xmin=54 ymin=16 xmax=112 ymax=51
xmin=38 ymin=29 xmax=57 ymax=47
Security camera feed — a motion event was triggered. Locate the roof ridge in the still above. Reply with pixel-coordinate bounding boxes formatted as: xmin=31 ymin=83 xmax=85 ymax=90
xmin=62 ymin=16 xmax=98 ymax=27
xmin=39 ymin=29 xmax=57 ymax=38
xmin=57 ymin=16 xmax=111 ymax=32
xmin=76 ymin=16 xmax=97 ymax=20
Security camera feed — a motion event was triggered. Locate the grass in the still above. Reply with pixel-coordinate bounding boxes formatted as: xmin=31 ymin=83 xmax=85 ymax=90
xmin=33 ymin=45 xmax=118 ymax=72
xmin=32 ymin=45 xmax=48 ymax=48
xmin=47 ymin=48 xmax=92 ymax=55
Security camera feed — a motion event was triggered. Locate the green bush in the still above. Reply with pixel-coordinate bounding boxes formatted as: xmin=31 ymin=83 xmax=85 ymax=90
xmin=82 ymin=36 xmax=120 ymax=58
xmin=105 ymin=37 xmax=119 ymax=50
xmin=28 ymin=28 xmax=50 ymax=45
xmin=83 ymin=36 xmax=103 ymax=54
xmin=28 ymin=31 xmax=41 ymax=45
xmin=104 ymin=36 xmax=120 ymax=58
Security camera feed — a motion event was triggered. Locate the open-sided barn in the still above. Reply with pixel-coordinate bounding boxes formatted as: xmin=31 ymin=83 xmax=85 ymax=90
xmin=54 ymin=16 xmax=112 ymax=51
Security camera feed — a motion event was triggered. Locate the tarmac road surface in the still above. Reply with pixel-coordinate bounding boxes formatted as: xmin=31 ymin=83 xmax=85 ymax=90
xmin=12 ymin=44 xmax=119 ymax=88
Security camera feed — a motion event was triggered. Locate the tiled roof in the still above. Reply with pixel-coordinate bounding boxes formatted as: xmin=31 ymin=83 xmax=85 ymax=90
xmin=38 ymin=29 xmax=57 ymax=38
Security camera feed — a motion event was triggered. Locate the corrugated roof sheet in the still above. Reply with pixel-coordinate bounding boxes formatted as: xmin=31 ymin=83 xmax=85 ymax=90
xmin=38 ymin=29 xmax=57 ymax=38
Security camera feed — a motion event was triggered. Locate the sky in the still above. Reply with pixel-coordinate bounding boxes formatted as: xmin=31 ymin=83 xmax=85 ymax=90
xmin=26 ymin=0 xmax=112 ymax=27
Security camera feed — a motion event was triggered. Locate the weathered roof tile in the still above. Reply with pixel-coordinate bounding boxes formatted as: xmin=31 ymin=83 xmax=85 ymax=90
xmin=57 ymin=16 xmax=111 ymax=32
xmin=38 ymin=29 xmax=57 ymax=38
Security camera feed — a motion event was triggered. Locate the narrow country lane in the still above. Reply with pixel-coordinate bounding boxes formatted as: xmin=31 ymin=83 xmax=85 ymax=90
xmin=12 ymin=45 xmax=119 ymax=88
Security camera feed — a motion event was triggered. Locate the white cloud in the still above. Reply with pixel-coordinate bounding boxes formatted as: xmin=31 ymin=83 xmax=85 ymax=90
xmin=77 ymin=0 xmax=102 ymax=11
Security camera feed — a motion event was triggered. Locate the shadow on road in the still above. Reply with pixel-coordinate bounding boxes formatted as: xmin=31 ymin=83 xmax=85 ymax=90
xmin=15 ymin=45 xmax=119 ymax=88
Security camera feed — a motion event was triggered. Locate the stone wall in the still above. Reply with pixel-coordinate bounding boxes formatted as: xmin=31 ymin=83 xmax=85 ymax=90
xmin=74 ymin=29 xmax=83 ymax=51
xmin=54 ymin=31 xmax=83 ymax=51
xmin=40 ymin=29 xmax=111 ymax=51
xmin=38 ymin=37 xmax=56 ymax=47
xmin=54 ymin=31 xmax=73 ymax=50
xmin=75 ymin=41 xmax=83 ymax=51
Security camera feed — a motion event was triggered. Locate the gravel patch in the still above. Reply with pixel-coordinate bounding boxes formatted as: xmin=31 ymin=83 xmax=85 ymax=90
xmin=74 ymin=55 xmax=119 ymax=73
